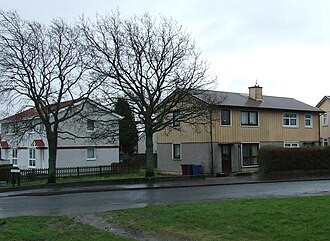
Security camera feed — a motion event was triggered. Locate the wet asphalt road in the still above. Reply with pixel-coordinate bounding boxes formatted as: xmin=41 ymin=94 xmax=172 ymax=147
xmin=1 ymin=179 xmax=330 ymax=218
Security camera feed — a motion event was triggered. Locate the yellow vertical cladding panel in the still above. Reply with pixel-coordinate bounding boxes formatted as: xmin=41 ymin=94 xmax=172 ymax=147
xmin=157 ymin=121 xmax=211 ymax=143
xmin=217 ymin=108 xmax=319 ymax=142
xmin=158 ymin=108 xmax=320 ymax=143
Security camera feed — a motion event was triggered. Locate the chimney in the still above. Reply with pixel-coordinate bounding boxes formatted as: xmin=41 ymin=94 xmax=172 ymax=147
xmin=249 ymin=83 xmax=263 ymax=101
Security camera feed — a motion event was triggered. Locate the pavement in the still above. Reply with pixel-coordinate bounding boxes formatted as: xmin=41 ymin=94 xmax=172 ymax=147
xmin=1 ymin=173 xmax=330 ymax=198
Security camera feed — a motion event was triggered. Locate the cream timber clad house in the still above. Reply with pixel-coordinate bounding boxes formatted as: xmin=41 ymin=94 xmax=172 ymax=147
xmin=317 ymin=96 xmax=330 ymax=146
xmin=0 ymin=99 xmax=122 ymax=169
xmin=157 ymin=85 xmax=323 ymax=175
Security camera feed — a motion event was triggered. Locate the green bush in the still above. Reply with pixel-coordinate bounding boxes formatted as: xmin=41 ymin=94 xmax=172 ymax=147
xmin=258 ymin=146 xmax=330 ymax=175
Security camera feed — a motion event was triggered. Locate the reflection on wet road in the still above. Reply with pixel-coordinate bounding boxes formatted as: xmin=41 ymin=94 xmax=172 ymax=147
xmin=1 ymin=179 xmax=330 ymax=218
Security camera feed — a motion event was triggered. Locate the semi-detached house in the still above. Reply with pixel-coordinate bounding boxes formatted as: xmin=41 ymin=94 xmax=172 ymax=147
xmin=0 ymin=99 xmax=122 ymax=169
xmin=157 ymin=85 xmax=323 ymax=175
xmin=317 ymin=96 xmax=330 ymax=146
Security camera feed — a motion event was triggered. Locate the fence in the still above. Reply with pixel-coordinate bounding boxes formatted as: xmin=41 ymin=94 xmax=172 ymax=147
xmin=19 ymin=163 xmax=140 ymax=183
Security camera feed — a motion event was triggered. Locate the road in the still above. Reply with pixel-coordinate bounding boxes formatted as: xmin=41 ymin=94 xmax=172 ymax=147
xmin=1 ymin=179 xmax=330 ymax=218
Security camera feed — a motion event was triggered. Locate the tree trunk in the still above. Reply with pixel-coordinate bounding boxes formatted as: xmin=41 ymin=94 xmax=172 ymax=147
xmin=47 ymin=132 xmax=58 ymax=183
xmin=145 ymin=123 xmax=154 ymax=177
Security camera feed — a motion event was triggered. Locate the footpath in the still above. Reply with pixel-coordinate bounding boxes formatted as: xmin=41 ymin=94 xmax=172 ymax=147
xmin=1 ymin=173 xmax=330 ymax=198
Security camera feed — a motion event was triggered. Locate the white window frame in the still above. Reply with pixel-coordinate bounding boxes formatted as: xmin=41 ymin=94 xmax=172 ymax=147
xmin=29 ymin=148 xmax=36 ymax=167
xmin=283 ymin=113 xmax=298 ymax=128
xmin=284 ymin=142 xmax=299 ymax=148
xmin=8 ymin=123 xmax=17 ymax=135
xmin=220 ymin=109 xmax=231 ymax=126
xmin=172 ymin=143 xmax=182 ymax=160
xmin=304 ymin=114 xmax=313 ymax=128
xmin=87 ymin=148 xmax=96 ymax=161
xmin=38 ymin=124 xmax=45 ymax=132
xmin=323 ymin=113 xmax=328 ymax=127
xmin=87 ymin=119 xmax=95 ymax=132
xmin=12 ymin=148 xmax=17 ymax=166
xmin=29 ymin=122 xmax=36 ymax=134
xmin=321 ymin=138 xmax=329 ymax=146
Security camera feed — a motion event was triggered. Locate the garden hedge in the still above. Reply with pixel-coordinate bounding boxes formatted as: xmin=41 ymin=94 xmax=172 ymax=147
xmin=258 ymin=146 xmax=330 ymax=175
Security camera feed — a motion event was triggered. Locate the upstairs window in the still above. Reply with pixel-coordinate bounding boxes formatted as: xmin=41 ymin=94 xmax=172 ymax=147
xmin=304 ymin=114 xmax=313 ymax=128
xmin=241 ymin=111 xmax=258 ymax=126
xmin=87 ymin=119 xmax=95 ymax=132
xmin=29 ymin=122 xmax=37 ymax=133
xmin=283 ymin=113 xmax=298 ymax=127
xmin=8 ymin=124 xmax=17 ymax=134
xmin=323 ymin=113 xmax=328 ymax=127
xmin=173 ymin=111 xmax=181 ymax=127
xmin=221 ymin=109 xmax=231 ymax=126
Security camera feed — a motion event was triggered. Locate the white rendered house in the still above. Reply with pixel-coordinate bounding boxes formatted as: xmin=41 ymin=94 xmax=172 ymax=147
xmin=0 ymin=99 xmax=122 ymax=169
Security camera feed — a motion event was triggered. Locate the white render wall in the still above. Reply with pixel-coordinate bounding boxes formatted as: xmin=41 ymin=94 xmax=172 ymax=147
xmin=5 ymin=147 xmax=119 ymax=169
xmin=1 ymin=101 xmax=121 ymax=169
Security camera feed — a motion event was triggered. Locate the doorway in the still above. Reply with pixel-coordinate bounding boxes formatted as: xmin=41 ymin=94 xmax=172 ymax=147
xmin=221 ymin=145 xmax=232 ymax=173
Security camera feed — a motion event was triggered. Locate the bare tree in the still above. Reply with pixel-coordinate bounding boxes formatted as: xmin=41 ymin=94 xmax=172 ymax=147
xmin=0 ymin=11 xmax=103 ymax=183
xmin=82 ymin=12 xmax=215 ymax=177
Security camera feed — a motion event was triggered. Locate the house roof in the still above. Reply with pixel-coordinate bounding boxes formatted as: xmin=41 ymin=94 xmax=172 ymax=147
xmin=1 ymin=99 xmax=78 ymax=122
xmin=316 ymin=96 xmax=330 ymax=108
xmin=2 ymin=108 xmax=39 ymax=122
xmin=0 ymin=141 xmax=10 ymax=149
xmin=192 ymin=90 xmax=322 ymax=113
xmin=1 ymin=98 xmax=122 ymax=123
xmin=33 ymin=139 xmax=46 ymax=149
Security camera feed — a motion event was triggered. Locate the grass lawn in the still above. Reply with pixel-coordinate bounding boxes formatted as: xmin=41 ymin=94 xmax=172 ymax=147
xmin=0 ymin=216 xmax=134 ymax=241
xmin=102 ymin=195 xmax=330 ymax=241
xmin=2 ymin=195 xmax=330 ymax=241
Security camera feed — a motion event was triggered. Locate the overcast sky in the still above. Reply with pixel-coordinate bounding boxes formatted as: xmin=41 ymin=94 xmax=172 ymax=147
xmin=1 ymin=0 xmax=329 ymax=106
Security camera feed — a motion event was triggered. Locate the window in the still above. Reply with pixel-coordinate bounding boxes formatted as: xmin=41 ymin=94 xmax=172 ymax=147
xmin=29 ymin=148 xmax=36 ymax=167
xmin=172 ymin=143 xmax=181 ymax=160
xmin=8 ymin=124 xmax=17 ymax=134
xmin=87 ymin=148 xmax=96 ymax=160
xmin=284 ymin=142 xmax=299 ymax=148
xmin=28 ymin=122 xmax=36 ymax=133
xmin=12 ymin=149 xmax=17 ymax=166
xmin=321 ymin=138 xmax=328 ymax=146
xmin=242 ymin=143 xmax=259 ymax=166
xmin=241 ymin=111 xmax=258 ymax=126
xmin=173 ymin=111 xmax=180 ymax=127
xmin=283 ymin=113 xmax=298 ymax=127
xmin=38 ymin=124 xmax=45 ymax=132
xmin=87 ymin=119 xmax=95 ymax=132
xmin=323 ymin=113 xmax=328 ymax=126
xmin=221 ymin=109 xmax=231 ymax=125
xmin=304 ymin=114 xmax=313 ymax=128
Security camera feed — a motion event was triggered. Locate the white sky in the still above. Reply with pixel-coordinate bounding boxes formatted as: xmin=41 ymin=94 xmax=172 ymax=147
xmin=1 ymin=0 xmax=330 ymax=106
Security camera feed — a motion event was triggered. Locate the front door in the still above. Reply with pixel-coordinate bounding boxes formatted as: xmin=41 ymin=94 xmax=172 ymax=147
xmin=221 ymin=145 xmax=232 ymax=173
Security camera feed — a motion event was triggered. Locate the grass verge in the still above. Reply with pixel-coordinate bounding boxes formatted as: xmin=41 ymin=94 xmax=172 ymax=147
xmin=0 ymin=216 xmax=134 ymax=241
xmin=2 ymin=196 xmax=329 ymax=241
xmin=102 ymin=195 xmax=330 ymax=241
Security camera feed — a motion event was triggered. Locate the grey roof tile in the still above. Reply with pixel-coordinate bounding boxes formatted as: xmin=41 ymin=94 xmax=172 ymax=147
xmin=192 ymin=90 xmax=322 ymax=113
